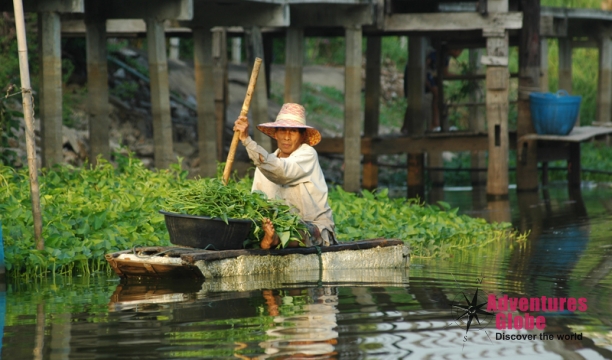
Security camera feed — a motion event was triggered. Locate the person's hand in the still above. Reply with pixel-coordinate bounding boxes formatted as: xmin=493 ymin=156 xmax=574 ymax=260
xmin=233 ymin=116 xmax=249 ymax=141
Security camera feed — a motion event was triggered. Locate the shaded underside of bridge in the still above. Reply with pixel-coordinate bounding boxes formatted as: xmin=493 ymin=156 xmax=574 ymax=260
xmin=3 ymin=0 xmax=612 ymax=196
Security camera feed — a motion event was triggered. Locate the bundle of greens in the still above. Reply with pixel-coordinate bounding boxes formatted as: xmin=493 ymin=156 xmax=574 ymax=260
xmin=163 ymin=177 xmax=307 ymax=248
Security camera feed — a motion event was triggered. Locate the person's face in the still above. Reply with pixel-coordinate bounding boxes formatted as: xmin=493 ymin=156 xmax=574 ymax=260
xmin=274 ymin=127 xmax=304 ymax=156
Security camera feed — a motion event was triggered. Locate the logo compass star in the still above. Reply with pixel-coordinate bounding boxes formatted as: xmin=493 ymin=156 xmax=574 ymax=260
xmin=452 ymin=288 xmax=494 ymax=334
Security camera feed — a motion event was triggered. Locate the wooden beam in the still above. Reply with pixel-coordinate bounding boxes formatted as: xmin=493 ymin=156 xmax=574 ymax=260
xmin=193 ymin=28 xmax=217 ymax=178
xmin=39 ymin=12 xmax=63 ymax=167
xmin=363 ymin=35 xmax=381 ymax=190
xmin=284 ymin=27 xmax=304 ymax=103
xmin=558 ymin=37 xmax=572 ymax=94
xmin=403 ymin=36 xmax=427 ymax=135
xmin=146 ymin=18 xmax=174 ymax=169
xmin=85 ymin=18 xmax=110 ymax=166
xmin=245 ymin=27 xmax=272 ymax=152
xmin=485 ymin=33 xmax=510 ymax=197
xmin=343 ymin=26 xmax=362 ymax=192
xmin=316 ymin=134 xmax=495 ymax=155
xmin=469 ymin=49 xmax=487 ymax=186
xmin=516 ymin=0 xmax=540 ymax=192
xmin=212 ymin=28 xmax=228 ymax=161
xmin=383 ymin=12 xmax=523 ymax=32
xmin=597 ymin=34 xmax=612 ymax=125
xmin=290 ymin=4 xmax=373 ymax=27
xmin=185 ymin=2 xmax=288 ymax=28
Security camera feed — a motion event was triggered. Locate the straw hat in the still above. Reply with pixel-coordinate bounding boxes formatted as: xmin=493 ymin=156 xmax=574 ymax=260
xmin=256 ymin=103 xmax=321 ymax=146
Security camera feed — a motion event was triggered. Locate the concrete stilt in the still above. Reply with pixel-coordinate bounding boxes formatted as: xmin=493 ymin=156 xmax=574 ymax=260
xmin=558 ymin=37 xmax=572 ymax=94
xmin=363 ymin=36 xmax=381 ymax=191
xmin=540 ymin=38 xmax=549 ymax=92
xmin=485 ymin=32 xmax=510 ymax=197
xmin=193 ymin=28 xmax=217 ymax=178
xmin=245 ymin=27 xmax=271 ymax=151
xmin=39 ymin=12 xmax=63 ymax=167
xmin=284 ymin=27 xmax=304 ymax=104
xmin=212 ymin=29 xmax=228 ymax=161
xmin=469 ymin=49 xmax=487 ymax=186
xmin=85 ymin=18 xmax=110 ymax=165
xmin=596 ymin=33 xmax=612 ymax=125
xmin=344 ymin=26 xmax=362 ymax=192
xmin=146 ymin=18 xmax=174 ymax=169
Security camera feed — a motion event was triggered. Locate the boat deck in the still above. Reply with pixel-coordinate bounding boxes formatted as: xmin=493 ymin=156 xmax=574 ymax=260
xmin=105 ymin=239 xmax=409 ymax=279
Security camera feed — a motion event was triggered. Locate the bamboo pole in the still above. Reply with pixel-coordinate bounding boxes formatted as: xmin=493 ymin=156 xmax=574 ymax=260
xmin=222 ymin=57 xmax=262 ymax=185
xmin=13 ymin=0 xmax=44 ymax=249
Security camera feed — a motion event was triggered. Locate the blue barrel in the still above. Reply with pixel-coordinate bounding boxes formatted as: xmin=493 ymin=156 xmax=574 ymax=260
xmin=529 ymin=90 xmax=582 ymax=136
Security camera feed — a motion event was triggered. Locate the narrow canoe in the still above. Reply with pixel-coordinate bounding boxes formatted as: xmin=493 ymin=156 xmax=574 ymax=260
xmin=105 ymin=238 xmax=410 ymax=279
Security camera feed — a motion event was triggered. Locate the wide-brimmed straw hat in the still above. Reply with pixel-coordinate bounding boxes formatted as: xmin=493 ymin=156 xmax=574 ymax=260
xmin=256 ymin=103 xmax=321 ymax=146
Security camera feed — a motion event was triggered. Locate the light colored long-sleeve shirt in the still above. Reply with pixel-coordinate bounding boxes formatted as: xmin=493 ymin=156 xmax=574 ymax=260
xmin=242 ymin=136 xmax=335 ymax=241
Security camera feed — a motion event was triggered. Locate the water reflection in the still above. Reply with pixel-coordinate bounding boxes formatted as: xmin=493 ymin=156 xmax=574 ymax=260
xmin=1 ymin=186 xmax=612 ymax=358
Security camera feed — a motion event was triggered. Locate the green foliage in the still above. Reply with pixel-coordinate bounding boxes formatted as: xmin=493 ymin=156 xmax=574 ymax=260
xmin=329 ymin=187 xmax=523 ymax=258
xmin=0 ymin=154 xmax=522 ymax=277
xmin=0 ymin=152 xmax=187 ymax=278
xmin=542 ymin=0 xmax=600 ymax=7
xmin=110 ymin=81 xmax=139 ymax=99
xmin=0 ymin=100 xmax=21 ymax=166
xmin=163 ymin=177 xmax=308 ymax=248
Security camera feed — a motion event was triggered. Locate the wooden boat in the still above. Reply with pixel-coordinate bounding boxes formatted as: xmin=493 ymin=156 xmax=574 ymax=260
xmin=105 ymin=238 xmax=410 ymax=279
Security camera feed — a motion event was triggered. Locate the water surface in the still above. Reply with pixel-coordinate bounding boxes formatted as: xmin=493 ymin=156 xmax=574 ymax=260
xmin=1 ymin=184 xmax=612 ymax=359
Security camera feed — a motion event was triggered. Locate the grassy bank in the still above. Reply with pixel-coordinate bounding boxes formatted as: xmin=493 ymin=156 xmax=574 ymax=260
xmin=0 ymin=153 xmax=524 ymax=279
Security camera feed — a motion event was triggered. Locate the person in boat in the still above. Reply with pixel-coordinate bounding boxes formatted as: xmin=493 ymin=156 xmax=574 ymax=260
xmin=233 ymin=103 xmax=337 ymax=250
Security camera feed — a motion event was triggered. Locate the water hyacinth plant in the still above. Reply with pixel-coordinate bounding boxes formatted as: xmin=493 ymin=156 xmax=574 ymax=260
xmin=163 ymin=177 xmax=308 ymax=248
xmin=0 ymin=153 xmax=524 ymax=278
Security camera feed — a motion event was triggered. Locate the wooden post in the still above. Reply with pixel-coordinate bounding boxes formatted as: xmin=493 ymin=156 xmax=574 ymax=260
xmin=407 ymin=153 xmax=425 ymax=199
xmin=38 ymin=12 xmax=63 ymax=167
xmin=540 ymin=38 xmax=549 ymax=92
xmin=485 ymin=32 xmax=510 ymax=197
xmin=212 ymin=28 xmax=228 ymax=161
xmin=568 ymin=142 xmax=581 ymax=188
xmin=146 ymin=18 xmax=174 ymax=169
xmin=434 ymin=41 xmax=447 ymax=132
xmin=363 ymin=36 xmax=381 ymax=190
xmin=86 ymin=18 xmax=110 ymax=166
xmin=469 ymin=49 xmax=487 ymax=186
xmin=13 ymin=0 xmax=43 ymax=249
xmin=516 ymin=0 xmax=540 ymax=192
xmin=193 ymin=27 xmax=217 ymax=178
xmin=596 ymin=31 xmax=612 ymax=125
xmin=284 ymin=27 xmax=304 ymax=104
xmin=344 ymin=26 xmax=362 ymax=192
xmin=245 ymin=27 xmax=271 ymax=151
xmin=558 ymin=37 xmax=572 ymax=94
xmin=402 ymin=36 xmax=427 ymax=135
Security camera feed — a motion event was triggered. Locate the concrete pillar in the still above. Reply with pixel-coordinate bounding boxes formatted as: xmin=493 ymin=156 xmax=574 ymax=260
xmin=344 ymin=26 xmax=362 ymax=192
xmin=85 ymin=18 xmax=110 ymax=165
xmin=596 ymin=32 xmax=612 ymax=125
xmin=469 ymin=49 xmax=487 ymax=186
xmin=231 ymin=37 xmax=242 ymax=65
xmin=402 ymin=36 xmax=427 ymax=135
xmin=212 ymin=29 xmax=228 ymax=161
xmin=245 ymin=27 xmax=272 ymax=151
xmin=146 ymin=18 xmax=174 ymax=169
xmin=558 ymin=37 xmax=572 ymax=94
xmin=540 ymin=38 xmax=549 ymax=92
xmin=38 ymin=12 xmax=63 ymax=167
xmin=485 ymin=32 xmax=510 ymax=197
xmin=169 ymin=37 xmax=180 ymax=60
xmin=193 ymin=28 xmax=217 ymax=178
xmin=363 ymin=36 xmax=381 ymax=190
xmin=284 ymin=27 xmax=304 ymax=104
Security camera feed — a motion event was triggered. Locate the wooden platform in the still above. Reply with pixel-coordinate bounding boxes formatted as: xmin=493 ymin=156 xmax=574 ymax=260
xmin=518 ymin=126 xmax=612 ymax=187
xmin=105 ymin=238 xmax=410 ymax=279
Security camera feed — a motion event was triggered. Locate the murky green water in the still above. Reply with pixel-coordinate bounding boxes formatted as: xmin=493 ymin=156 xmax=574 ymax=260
xmin=1 ymin=185 xmax=612 ymax=359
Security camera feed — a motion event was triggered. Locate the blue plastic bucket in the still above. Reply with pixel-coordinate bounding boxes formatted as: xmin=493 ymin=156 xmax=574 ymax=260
xmin=529 ymin=90 xmax=582 ymax=136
